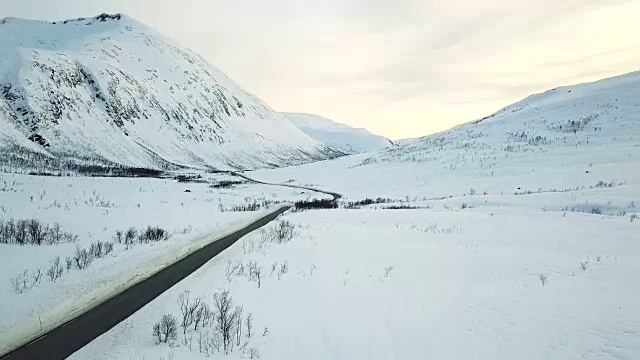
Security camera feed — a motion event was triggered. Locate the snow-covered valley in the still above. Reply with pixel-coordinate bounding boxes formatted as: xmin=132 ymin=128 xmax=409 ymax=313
xmin=282 ymin=112 xmax=392 ymax=154
xmin=0 ymin=13 xmax=639 ymax=360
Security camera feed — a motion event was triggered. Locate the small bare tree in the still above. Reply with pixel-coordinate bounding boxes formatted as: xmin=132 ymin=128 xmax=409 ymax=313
xmin=49 ymin=223 xmax=62 ymax=245
xmin=580 ymin=261 xmax=588 ymax=271
xmin=114 ymin=230 xmax=123 ymax=244
xmin=124 ymin=227 xmax=137 ymax=249
xmin=46 ymin=256 xmax=64 ymax=282
xmin=245 ymin=313 xmax=253 ymax=338
xmin=226 ymin=261 xmax=240 ymax=282
xmin=178 ymin=291 xmax=202 ymax=334
xmin=235 ymin=306 xmax=243 ymax=346
xmin=249 ymin=347 xmax=260 ymax=359
xmin=255 ymin=267 xmax=262 ymax=288
xmin=213 ymin=290 xmax=239 ymax=354
xmin=65 ymin=256 xmax=73 ymax=271
xmin=383 ymin=266 xmax=393 ymax=277
xmin=277 ymin=261 xmax=288 ymax=279
xmin=10 ymin=270 xmax=29 ymax=294
xmin=153 ymin=314 xmax=178 ymax=343
xmin=539 ymin=274 xmax=547 ymax=287
xmin=31 ymin=267 xmax=43 ymax=285
xmin=248 ymin=261 xmax=262 ymax=288
xmin=193 ymin=303 xmax=211 ymax=331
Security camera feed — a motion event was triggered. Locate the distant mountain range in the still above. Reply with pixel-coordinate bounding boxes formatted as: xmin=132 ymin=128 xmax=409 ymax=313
xmin=0 ymin=13 xmax=340 ymax=172
xmin=282 ymin=113 xmax=392 ymax=154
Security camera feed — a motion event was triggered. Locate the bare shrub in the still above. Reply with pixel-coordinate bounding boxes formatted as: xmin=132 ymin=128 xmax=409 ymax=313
xmin=277 ymin=261 xmax=289 ymax=279
xmin=249 ymin=347 xmax=260 ymax=359
xmin=31 ymin=267 xmax=43 ymax=285
xmin=114 ymin=230 xmax=123 ymax=243
xmin=48 ymin=223 xmax=62 ymax=245
xmin=46 ymin=256 xmax=64 ymax=282
xmin=65 ymin=256 xmax=73 ymax=271
xmin=10 ymin=269 xmax=30 ymax=294
xmin=139 ymin=226 xmax=169 ymax=243
xmin=153 ymin=314 xmax=178 ymax=344
xmin=74 ymin=245 xmax=93 ymax=270
xmin=270 ymin=220 xmax=295 ymax=244
xmin=124 ymin=227 xmax=137 ymax=247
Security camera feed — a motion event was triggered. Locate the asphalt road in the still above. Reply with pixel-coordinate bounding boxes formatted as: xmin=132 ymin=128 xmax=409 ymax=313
xmin=230 ymin=171 xmax=342 ymax=200
xmin=0 ymin=206 xmax=290 ymax=360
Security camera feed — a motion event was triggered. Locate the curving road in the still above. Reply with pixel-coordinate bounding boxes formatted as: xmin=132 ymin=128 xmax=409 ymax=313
xmin=0 ymin=206 xmax=290 ymax=360
xmin=230 ymin=171 xmax=342 ymax=200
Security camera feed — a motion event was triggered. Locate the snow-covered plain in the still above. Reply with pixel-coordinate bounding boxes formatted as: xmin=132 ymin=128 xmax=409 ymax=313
xmin=70 ymin=206 xmax=639 ymax=360
xmin=0 ymin=172 xmax=326 ymax=355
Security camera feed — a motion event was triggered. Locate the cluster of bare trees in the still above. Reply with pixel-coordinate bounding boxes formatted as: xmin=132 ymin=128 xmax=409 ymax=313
xmin=226 ymin=259 xmax=287 ymax=288
xmin=0 ymin=218 xmax=77 ymax=245
xmin=10 ymin=240 xmax=116 ymax=293
xmin=263 ymin=220 xmax=296 ymax=244
xmin=153 ymin=290 xmax=262 ymax=358
xmin=8 ymin=224 xmax=171 ymax=294
xmin=113 ymin=226 xmax=169 ymax=249
xmin=218 ymin=198 xmax=281 ymax=213
xmin=72 ymin=240 xmax=115 ymax=270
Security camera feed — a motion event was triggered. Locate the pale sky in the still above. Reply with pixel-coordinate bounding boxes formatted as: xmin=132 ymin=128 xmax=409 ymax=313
xmin=2 ymin=0 xmax=640 ymax=139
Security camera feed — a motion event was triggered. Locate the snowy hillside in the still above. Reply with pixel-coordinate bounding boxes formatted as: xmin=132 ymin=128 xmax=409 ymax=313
xmin=282 ymin=112 xmax=391 ymax=154
xmin=256 ymin=71 xmax=640 ymax=203
xmin=0 ymin=14 xmax=338 ymax=172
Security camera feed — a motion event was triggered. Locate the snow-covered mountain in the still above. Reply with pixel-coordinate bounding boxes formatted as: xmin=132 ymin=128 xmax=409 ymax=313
xmin=281 ymin=112 xmax=392 ymax=154
xmin=0 ymin=13 xmax=339 ymax=172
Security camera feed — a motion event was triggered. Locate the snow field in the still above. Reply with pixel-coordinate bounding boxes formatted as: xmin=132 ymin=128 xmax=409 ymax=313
xmin=72 ymin=207 xmax=640 ymax=360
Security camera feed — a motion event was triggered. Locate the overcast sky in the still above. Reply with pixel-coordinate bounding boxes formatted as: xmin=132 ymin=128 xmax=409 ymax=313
xmin=3 ymin=0 xmax=640 ymax=139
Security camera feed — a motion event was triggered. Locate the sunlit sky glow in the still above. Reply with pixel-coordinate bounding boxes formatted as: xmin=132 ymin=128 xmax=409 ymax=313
xmin=3 ymin=0 xmax=640 ymax=139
